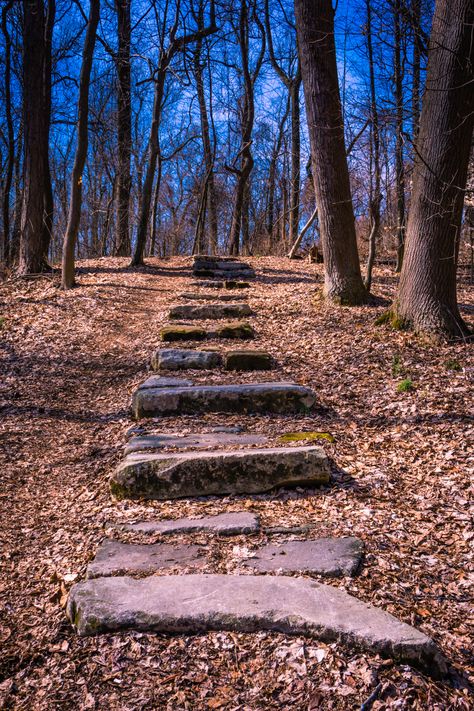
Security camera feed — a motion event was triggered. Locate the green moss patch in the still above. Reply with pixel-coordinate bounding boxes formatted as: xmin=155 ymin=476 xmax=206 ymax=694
xmin=215 ymin=322 xmax=255 ymax=339
xmin=278 ymin=431 xmax=335 ymax=444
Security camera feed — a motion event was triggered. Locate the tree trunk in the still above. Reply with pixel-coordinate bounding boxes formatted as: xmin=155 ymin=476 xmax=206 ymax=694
xmin=394 ymin=0 xmax=406 ymax=272
xmin=364 ymin=0 xmax=381 ymax=292
xmin=392 ymin=0 xmax=474 ymax=338
xmin=132 ymin=71 xmax=165 ymax=266
xmin=294 ymin=0 xmax=368 ymax=304
xmin=1 ymin=1 xmax=14 ymax=265
xmin=61 ymin=0 xmax=100 ymax=289
xmin=193 ymin=11 xmax=217 ymax=255
xmin=114 ymin=0 xmax=132 ymax=256
xmin=288 ymin=76 xmax=301 ymax=249
xmin=411 ymin=0 xmax=421 ymax=141
xmin=18 ymin=0 xmax=48 ymax=275
xmin=41 ymin=0 xmax=55 ymax=265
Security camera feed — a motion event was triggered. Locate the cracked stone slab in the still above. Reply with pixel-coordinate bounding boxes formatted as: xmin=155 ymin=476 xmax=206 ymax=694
xmin=137 ymin=376 xmax=194 ymax=390
xmin=66 ymin=574 xmax=447 ymax=676
xmin=151 ymin=348 xmax=222 ymax=371
xmin=242 ymin=538 xmax=364 ymax=577
xmin=190 ymin=281 xmax=251 ymax=289
xmin=132 ymin=382 xmax=316 ymax=418
xmin=124 ymin=431 xmax=268 ymax=455
xmin=86 ymin=540 xmax=207 ymax=579
xmin=114 ymin=512 xmax=260 ymax=536
xmin=179 ymin=292 xmax=248 ymax=302
xmin=169 ymin=303 xmax=252 ymax=320
xmin=110 ymin=445 xmax=330 ymax=500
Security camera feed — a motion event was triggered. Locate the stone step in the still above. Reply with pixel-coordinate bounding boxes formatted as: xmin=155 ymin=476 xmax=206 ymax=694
xmin=138 ymin=376 xmax=194 ymax=390
xmin=89 ymin=536 xmax=362 ymax=580
xmin=66 ymin=574 xmax=446 ymax=676
xmin=190 ymin=280 xmax=251 ymax=289
xmin=194 ymin=269 xmax=255 ymax=279
xmin=193 ymin=258 xmax=250 ymax=271
xmin=179 ymin=292 xmax=248 ymax=301
xmin=114 ymin=512 xmax=260 ymax=536
xmin=131 ymin=381 xmax=316 ymax=418
xmin=193 ymin=254 xmax=240 ymax=263
xmin=224 ymin=350 xmax=273 ymax=371
xmin=242 ymin=538 xmax=364 ymax=577
xmin=124 ymin=431 xmax=268 ymax=455
xmin=110 ymin=445 xmax=329 ymax=499
xmin=87 ymin=540 xmax=207 ymax=578
xmin=160 ymin=321 xmax=255 ymax=342
xmin=169 ymin=303 xmax=252 ymax=320
xmin=152 ymin=348 xmax=222 ymax=371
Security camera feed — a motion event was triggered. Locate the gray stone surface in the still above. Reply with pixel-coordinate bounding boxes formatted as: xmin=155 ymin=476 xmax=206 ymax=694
xmin=169 ymin=303 xmax=252 ymax=320
xmin=131 ymin=381 xmax=316 ymax=418
xmin=86 ymin=540 xmax=207 ymax=578
xmin=179 ymin=292 xmax=248 ymax=302
xmin=115 ymin=512 xmax=260 ymax=536
xmin=67 ymin=574 xmax=447 ymax=676
xmin=137 ymin=376 xmax=194 ymax=390
xmin=124 ymin=431 xmax=268 ymax=455
xmin=194 ymin=269 xmax=255 ymax=279
xmin=224 ymin=350 xmax=273 ymax=371
xmin=242 ymin=538 xmax=364 ymax=576
xmin=110 ymin=445 xmax=330 ymax=500
xmin=151 ymin=348 xmax=222 ymax=371
xmin=190 ymin=280 xmax=251 ymax=289
xmin=210 ymin=322 xmax=255 ymax=339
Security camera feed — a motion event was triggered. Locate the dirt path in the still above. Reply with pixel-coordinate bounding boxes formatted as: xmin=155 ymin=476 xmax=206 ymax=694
xmin=0 ymin=257 xmax=472 ymax=709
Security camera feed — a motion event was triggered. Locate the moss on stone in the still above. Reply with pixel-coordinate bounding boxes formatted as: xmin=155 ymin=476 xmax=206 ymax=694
xmin=278 ymin=431 xmax=335 ymax=444
xmin=224 ymin=350 xmax=272 ymax=371
xmin=160 ymin=325 xmax=207 ymax=341
xmin=375 ymin=309 xmax=409 ymax=331
xmin=215 ymin=322 xmax=255 ymax=339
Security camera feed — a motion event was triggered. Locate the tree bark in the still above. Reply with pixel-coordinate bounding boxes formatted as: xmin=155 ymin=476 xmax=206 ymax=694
xmin=61 ymin=0 xmax=100 ymax=289
xmin=18 ymin=0 xmax=48 ymax=275
xmin=1 ymin=1 xmax=14 ymax=265
xmin=41 ymin=0 xmax=55 ymax=265
xmin=114 ymin=0 xmax=132 ymax=256
xmin=394 ymin=0 xmax=406 ymax=272
xmin=392 ymin=0 xmax=474 ymax=338
xmin=294 ymin=0 xmax=368 ymax=304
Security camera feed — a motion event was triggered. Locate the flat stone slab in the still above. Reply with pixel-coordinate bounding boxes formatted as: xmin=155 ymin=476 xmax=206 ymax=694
xmin=211 ymin=322 xmax=254 ymax=339
xmin=66 ymin=574 xmax=446 ymax=676
xmin=179 ymin=292 xmax=248 ymax=302
xmin=124 ymin=432 xmax=267 ymax=454
xmin=132 ymin=382 xmax=316 ymax=418
xmin=194 ymin=269 xmax=255 ymax=279
xmin=160 ymin=325 xmax=207 ymax=342
xmin=224 ymin=350 xmax=273 ymax=371
xmin=115 ymin=512 xmax=260 ymax=536
xmin=138 ymin=376 xmax=194 ymax=390
xmin=151 ymin=348 xmax=222 ymax=371
xmin=169 ymin=303 xmax=252 ymax=320
xmin=190 ymin=280 xmax=251 ymax=289
xmin=242 ymin=538 xmax=364 ymax=577
xmin=159 ymin=322 xmax=255 ymax=342
xmin=110 ymin=445 xmax=329 ymax=500
xmin=86 ymin=540 xmax=207 ymax=579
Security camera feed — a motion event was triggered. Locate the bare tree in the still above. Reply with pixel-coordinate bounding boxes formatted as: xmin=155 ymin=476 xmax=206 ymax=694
xmin=114 ymin=0 xmax=132 ymax=256
xmin=61 ymin=0 xmax=100 ymax=289
xmin=265 ymin=0 xmax=301 ymax=253
xmin=393 ymin=0 xmax=406 ymax=272
xmin=391 ymin=0 xmax=473 ymax=337
xmin=131 ymin=0 xmax=217 ymax=266
xmin=18 ymin=0 xmax=48 ymax=275
xmin=228 ymin=0 xmax=265 ymax=256
xmin=1 ymin=0 xmax=14 ymax=264
xmin=294 ymin=0 xmax=368 ymax=304
xmin=364 ymin=0 xmax=381 ymax=291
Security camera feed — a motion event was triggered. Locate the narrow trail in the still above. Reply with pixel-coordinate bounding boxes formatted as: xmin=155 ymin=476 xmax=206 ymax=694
xmin=0 ymin=257 xmax=472 ymax=709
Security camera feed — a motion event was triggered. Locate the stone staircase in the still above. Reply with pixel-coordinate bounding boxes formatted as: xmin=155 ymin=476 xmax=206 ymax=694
xmin=65 ymin=256 xmax=446 ymax=677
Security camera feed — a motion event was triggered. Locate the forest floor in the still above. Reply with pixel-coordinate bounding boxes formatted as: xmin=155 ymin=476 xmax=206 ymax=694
xmin=0 ymin=256 xmax=473 ymax=710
